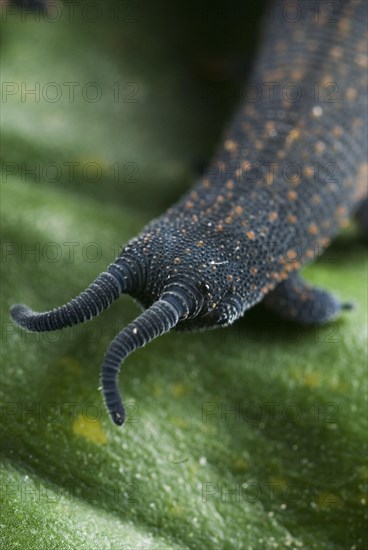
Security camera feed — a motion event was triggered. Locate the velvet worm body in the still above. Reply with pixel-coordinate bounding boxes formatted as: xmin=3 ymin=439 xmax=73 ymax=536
xmin=11 ymin=0 xmax=368 ymax=426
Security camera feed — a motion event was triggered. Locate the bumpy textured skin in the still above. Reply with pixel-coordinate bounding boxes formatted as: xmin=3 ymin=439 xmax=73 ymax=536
xmin=126 ymin=0 xmax=368 ymax=325
xmin=10 ymin=0 xmax=368 ymax=425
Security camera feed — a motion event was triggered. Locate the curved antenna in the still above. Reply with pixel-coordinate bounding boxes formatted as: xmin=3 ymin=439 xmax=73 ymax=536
xmin=10 ymin=260 xmax=137 ymax=332
xmin=101 ymin=284 xmax=202 ymax=425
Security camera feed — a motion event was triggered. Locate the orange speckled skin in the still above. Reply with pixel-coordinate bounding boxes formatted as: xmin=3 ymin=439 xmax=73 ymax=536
xmin=120 ymin=0 xmax=367 ymax=327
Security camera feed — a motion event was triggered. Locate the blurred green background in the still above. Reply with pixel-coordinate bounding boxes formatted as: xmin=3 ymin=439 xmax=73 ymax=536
xmin=1 ymin=1 xmax=367 ymax=548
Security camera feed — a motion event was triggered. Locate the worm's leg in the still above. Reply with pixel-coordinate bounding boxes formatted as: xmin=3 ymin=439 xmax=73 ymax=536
xmin=263 ymin=273 xmax=352 ymax=325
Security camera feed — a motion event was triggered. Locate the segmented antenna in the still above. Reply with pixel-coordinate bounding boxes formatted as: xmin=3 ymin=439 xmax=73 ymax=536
xmin=101 ymin=284 xmax=203 ymax=425
xmin=10 ymin=260 xmax=137 ymax=332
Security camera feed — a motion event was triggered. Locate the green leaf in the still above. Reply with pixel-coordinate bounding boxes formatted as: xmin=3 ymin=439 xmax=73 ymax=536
xmin=1 ymin=3 xmax=367 ymax=549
